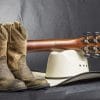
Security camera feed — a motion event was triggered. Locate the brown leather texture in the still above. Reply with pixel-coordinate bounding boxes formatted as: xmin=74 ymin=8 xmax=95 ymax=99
xmin=0 ymin=24 xmax=27 ymax=91
xmin=4 ymin=21 xmax=49 ymax=89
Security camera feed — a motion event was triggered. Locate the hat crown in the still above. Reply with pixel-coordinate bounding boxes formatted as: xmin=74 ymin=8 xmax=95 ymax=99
xmin=46 ymin=50 xmax=89 ymax=78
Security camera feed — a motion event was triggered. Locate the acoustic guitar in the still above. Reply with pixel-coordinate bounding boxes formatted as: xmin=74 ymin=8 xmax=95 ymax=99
xmin=27 ymin=32 xmax=100 ymax=57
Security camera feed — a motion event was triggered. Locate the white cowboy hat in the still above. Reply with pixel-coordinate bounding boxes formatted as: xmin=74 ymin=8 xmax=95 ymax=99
xmin=45 ymin=49 xmax=100 ymax=87
xmin=32 ymin=50 xmax=100 ymax=87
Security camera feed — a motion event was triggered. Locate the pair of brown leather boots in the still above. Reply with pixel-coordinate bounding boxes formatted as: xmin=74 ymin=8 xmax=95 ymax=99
xmin=0 ymin=21 xmax=49 ymax=91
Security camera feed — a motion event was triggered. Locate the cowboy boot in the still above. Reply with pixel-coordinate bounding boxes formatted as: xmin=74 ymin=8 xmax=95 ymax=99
xmin=0 ymin=24 xmax=27 ymax=91
xmin=4 ymin=22 xmax=49 ymax=89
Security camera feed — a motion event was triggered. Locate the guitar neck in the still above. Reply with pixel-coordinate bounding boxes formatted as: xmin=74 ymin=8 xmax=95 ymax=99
xmin=27 ymin=38 xmax=85 ymax=52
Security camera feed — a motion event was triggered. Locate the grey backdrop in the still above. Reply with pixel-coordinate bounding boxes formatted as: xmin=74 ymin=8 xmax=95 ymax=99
xmin=0 ymin=0 xmax=100 ymax=72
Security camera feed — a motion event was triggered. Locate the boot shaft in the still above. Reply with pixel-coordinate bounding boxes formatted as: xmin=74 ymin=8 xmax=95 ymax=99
xmin=4 ymin=22 xmax=27 ymax=54
xmin=0 ymin=24 xmax=16 ymax=79
xmin=3 ymin=22 xmax=27 ymax=71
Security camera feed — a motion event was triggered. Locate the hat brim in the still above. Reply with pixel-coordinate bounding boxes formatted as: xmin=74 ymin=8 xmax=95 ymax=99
xmin=46 ymin=72 xmax=100 ymax=87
